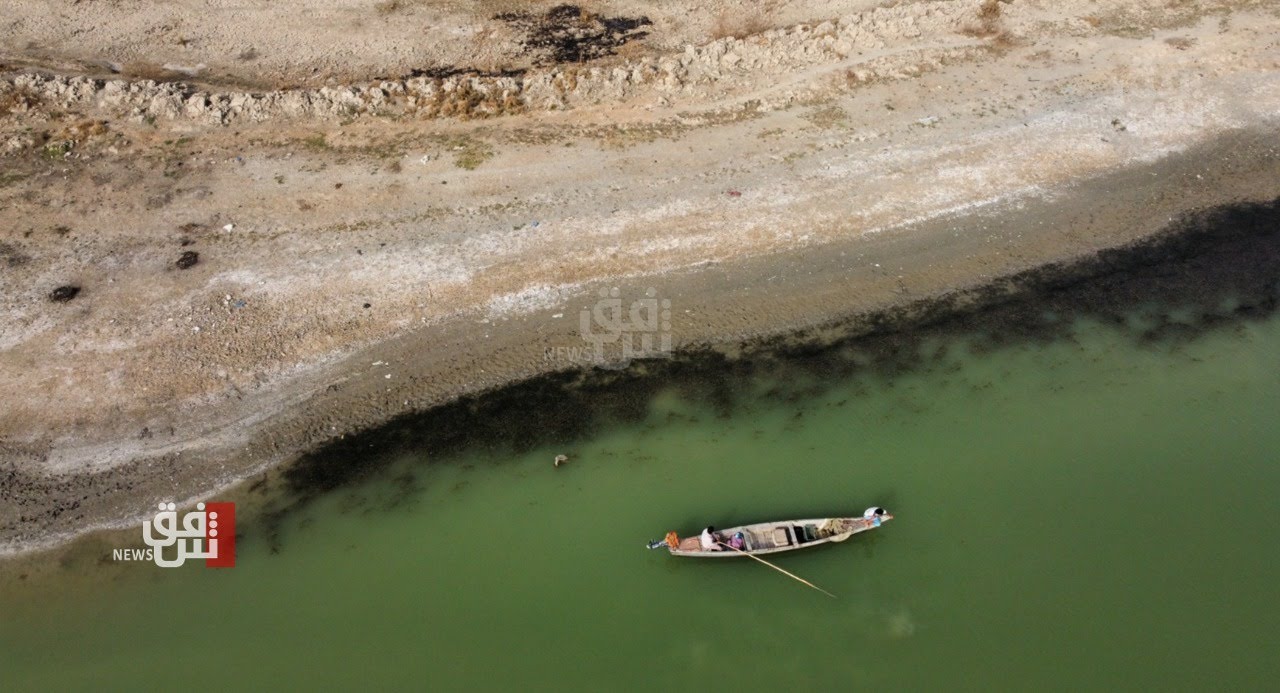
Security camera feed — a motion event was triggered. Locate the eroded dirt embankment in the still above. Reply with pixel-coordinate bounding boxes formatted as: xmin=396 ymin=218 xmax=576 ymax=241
xmin=3 ymin=0 xmax=1005 ymax=126
xmin=2 ymin=0 xmax=1279 ymax=554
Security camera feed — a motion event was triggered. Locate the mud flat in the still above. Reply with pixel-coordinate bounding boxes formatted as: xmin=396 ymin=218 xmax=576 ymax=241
xmin=1 ymin=0 xmax=1279 ymax=554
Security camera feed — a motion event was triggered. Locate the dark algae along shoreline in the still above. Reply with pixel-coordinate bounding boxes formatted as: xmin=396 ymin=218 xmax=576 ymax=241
xmin=4 ymin=197 xmax=1279 ymax=691
xmin=6 ymin=127 xmax=1279 ymax=556
xmin=5 ymin=2 xmax=1280 ymax=686
xmin=260 ymin=197 xmax=1280 ymax=546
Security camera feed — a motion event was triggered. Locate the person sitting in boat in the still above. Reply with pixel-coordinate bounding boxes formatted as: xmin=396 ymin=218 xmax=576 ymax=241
xmin=864 ymin=507 xmax=887 ymax=527
xmin=700 ymin=526 xmax=722 ymax=551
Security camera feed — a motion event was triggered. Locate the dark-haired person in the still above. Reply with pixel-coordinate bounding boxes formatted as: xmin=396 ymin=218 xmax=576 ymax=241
xmin=700 ymin=526 xmax=721 ymax=551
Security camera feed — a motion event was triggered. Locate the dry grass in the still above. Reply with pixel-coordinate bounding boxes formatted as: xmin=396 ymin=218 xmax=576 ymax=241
xmin=66 ymin=119 xmax=110 ymax=139
xmin=610 ymin=38 xmax=650 ymax=61
xmin=0 ymin=85 xmax=42 ymax=117
xmin=426 ymin=81 xmax=525 ymax=120
xmin=803 ymin=105 xmax=848 ymax=129
xmin=961 ymin=0 xmax=1004 ymax=38
xmin=450 ymin=136 xmax=493 ymax=170
xmin=958 ymin=0 xmax=1021 ymax=51
xmin=1080 ymin=1 xmax=1214 ymax=39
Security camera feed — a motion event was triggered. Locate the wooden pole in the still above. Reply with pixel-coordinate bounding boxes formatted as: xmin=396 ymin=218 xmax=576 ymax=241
xmin=718 ymin=541 xmax=837 ymax=599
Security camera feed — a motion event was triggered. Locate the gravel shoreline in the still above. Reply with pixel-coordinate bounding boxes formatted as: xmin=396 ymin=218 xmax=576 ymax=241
xmin=3 ymin=127 xmax=1278 ymax=557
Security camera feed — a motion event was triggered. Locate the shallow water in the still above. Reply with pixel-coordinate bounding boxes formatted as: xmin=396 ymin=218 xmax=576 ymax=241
xmin=3 ymin=313 xmax=1280 ymax=690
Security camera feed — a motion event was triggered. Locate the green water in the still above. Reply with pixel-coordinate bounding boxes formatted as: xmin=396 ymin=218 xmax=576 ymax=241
xmin=3 ymin=316 xmax=1279 ymax=690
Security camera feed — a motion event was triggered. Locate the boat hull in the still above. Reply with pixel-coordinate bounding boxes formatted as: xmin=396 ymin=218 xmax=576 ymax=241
xmin=666 ymin=514 xmax=890 ymax=557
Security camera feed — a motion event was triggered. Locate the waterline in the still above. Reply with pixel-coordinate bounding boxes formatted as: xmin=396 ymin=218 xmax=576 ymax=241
xmin=3 ymin=311 xmax=1279 ymax=689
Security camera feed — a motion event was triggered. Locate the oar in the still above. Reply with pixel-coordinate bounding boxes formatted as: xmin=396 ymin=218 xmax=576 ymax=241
xmin=718 ymin=541 xmax=837 ymax=599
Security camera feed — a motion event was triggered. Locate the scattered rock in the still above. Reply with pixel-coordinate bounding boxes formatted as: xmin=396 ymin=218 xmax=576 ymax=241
xmin=0 ymin=2 xmax=1005 ymax=127
xmin=49 ymin=285 xmax=81 ymax=303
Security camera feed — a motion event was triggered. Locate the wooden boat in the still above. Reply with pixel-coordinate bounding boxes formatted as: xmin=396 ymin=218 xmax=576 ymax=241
xmin=649 ymin=507 xmax=892 ymax=557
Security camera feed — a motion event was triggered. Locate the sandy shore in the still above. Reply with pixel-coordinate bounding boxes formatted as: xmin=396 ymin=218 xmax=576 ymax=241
xmin=2 ymin=0 xmax=1279 ymax=554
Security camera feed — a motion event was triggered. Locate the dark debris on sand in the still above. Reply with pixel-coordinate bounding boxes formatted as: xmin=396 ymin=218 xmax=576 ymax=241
xmin=495 ymin=4 xmax=652 ymax=65
xmin=48 ymin=285 xmax=80 ymax=303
